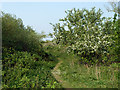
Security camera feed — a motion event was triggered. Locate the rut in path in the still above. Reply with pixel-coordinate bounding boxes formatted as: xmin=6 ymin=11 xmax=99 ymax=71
xmin=51 ymin=58 xmax=72 ymax=88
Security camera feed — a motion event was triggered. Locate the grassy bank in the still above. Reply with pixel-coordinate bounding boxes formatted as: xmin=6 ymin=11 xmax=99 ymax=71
xmin=44 ymin=44 xmax=119 ymax=88
xmin=59 ymin=60 xmax=119 ymax=88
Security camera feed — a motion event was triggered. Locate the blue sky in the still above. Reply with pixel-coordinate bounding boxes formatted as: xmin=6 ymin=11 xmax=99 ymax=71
xmin=1 ymin=2 xmax=115 ymax=40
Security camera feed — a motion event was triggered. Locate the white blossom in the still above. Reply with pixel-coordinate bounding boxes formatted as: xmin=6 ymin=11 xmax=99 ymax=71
xmin=75 ymin=34 xmax=78 ymax=37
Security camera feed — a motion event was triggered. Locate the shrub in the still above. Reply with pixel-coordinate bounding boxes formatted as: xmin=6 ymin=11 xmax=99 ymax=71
xmin=51 ymin=7 xmax=118 ymax=64
xmin=2 ymin=12 xmax=43 ymax=53
xmin=2 ymin=48 xmax=61 ymax=88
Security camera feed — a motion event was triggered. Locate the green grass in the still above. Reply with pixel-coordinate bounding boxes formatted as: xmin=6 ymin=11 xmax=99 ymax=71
xmin=3 ymin=44 xmax=119 ymax=88
xmin=44 ymin=44 xmax=119 ymax=88
xmin=59 ymin=59 xmax=119 ymax=88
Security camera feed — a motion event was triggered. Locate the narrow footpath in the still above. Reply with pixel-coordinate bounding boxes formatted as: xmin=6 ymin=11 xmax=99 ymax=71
xmin=51 ymin=58 xmax=73 ymax=88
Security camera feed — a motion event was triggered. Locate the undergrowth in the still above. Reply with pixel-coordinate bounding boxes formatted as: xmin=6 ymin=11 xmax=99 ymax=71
xmin=45 ymin=44 xmax=119 ymax=88
xmin=58 ymin=52 xmax=119 ymax=88
xmin=2 ymin=47 xmax=62 ymax=88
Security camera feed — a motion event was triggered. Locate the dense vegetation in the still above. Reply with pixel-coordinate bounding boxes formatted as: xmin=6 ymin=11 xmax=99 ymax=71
xmin=2 ymin=12 xmax=45 ymax=54
xmin=45 ymin=45 xmax=119 ymax=88
xmin=50 ymin=7 xmax=119 ymax=65
xmin=1 ymin=12 xmax=62 ymax=88
xmin=49 ymin=7 xmax=119 ymax=88
xmin=1 ymin=6 xmax=119 ymax=89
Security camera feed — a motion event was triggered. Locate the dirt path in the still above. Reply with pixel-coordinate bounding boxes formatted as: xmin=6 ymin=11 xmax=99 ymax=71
xmin=51 ymin=58 xmax=72 ymax=88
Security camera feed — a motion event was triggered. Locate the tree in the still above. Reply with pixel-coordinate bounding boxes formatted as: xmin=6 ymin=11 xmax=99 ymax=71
xmin=2 ymin=12 xmax=44 ymax=53
xmin=51 ymin=7 xmax=116 ymax=64
xmin=105 ymin=2 xmax=119 ymax=13
xmin=105 ymin=1 xmax=120 ymax=61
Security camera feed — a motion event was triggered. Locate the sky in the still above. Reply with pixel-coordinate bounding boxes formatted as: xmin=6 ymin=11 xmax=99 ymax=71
xmin=1 ymin=2 xmax=116 ymax=40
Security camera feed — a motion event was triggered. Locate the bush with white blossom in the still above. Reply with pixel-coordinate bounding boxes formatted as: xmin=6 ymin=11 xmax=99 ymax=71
xmin=51 ymin=7 xmax=117 ymax=64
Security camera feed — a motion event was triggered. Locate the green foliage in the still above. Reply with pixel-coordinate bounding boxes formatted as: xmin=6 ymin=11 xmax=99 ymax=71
xmin=46 ymin=44 xmax=119 ymax=88
xmin=2 ymin=47 xmax=62 ymax=88
xmin=2 ymin=12 xmax=44 ymax=53
xmin=51 ymin=7 xmax=119 ymax=64
xmin=59 ymin=58 xmax=119 ymax=88
xmin=1 ymin=12 xmax=62 ymax=88
xmin=2 ymin=12 xmax=55 ymax=61
xmin=2 ymin=7 xmax=119 ymax=89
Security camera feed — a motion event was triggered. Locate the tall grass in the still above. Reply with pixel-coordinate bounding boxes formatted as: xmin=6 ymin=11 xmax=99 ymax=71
xmin=59 ymin=59 xmax=118 ymax=88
